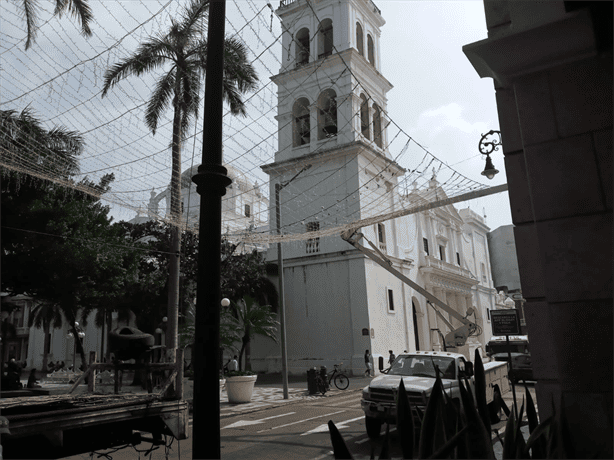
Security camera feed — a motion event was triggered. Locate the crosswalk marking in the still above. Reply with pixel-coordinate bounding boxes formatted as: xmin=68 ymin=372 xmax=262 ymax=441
xmin=301 ymin=415 xmax=365 ymax=436
xmin=222 ymin=412 xmax=297 ymax=429
xmin=256 ymin=410 xmax=346 ymax=433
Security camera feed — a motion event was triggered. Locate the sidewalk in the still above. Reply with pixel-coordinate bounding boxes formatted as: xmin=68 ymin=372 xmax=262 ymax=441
xmin=19 ymin=372 xmax=373 ymax=418
xmin=217 ymin=373 xmax=373 ymax=418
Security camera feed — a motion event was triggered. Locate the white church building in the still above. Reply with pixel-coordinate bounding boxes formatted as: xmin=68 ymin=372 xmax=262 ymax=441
xmin=250 ymin=0 xmax=499 ymax=375
xmin=6 ymin=0 xmax=504 ymax=376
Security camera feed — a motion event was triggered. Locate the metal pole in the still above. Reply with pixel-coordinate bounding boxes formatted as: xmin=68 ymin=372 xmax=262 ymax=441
xmin=191 ymin=1 xmax=229 ymax=458
xmin=275 ymin=184 xmax=289 ymax=399
xmin=506 ymin=334 xmax=518 ymax=421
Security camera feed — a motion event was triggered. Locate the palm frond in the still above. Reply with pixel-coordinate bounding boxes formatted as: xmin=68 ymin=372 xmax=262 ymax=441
xmin=144 ymin=69 xmax=176 ymax=135
xmin=21 ymin=0 xmax=40 ymax=50
xmin=54 ymin=0 xmax=93 ymax=37
xmin=177 ymin=0 xmax=209 ymax=36
xmin=222 ymin=36 xmax=258 ymax=93
xmin=101 ymin=38 xmax=175 ymax=97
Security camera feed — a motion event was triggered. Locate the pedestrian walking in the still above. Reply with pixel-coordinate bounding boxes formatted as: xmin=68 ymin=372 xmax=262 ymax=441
xmin=388 ymin=350 xmax=396 ymax=365
xmin=364 ymin=349 xmax=373 ymax=377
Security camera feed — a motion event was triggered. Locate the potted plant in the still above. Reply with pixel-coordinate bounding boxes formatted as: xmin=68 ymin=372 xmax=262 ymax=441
xmin=224 ymin=295 xmax=278 ymax=404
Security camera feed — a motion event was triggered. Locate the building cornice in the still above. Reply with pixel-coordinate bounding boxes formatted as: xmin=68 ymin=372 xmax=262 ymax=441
xmin=462 ymin=9 xmax=597 ymax=87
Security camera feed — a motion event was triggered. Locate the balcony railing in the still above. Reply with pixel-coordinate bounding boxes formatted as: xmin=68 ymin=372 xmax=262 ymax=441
xmin=279 ymin=0 xmax=299 ymax=8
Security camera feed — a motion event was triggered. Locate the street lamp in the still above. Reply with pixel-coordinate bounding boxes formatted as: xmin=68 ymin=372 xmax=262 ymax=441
xmin=275 ymin=164 xmax=312 ymax=400
xmin=478 ymin=130 xmax=501 ymax=180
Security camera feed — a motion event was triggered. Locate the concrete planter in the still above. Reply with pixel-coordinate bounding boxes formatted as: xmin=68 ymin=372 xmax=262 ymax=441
xmin=225 ymin=375 xmax=257 ymax=404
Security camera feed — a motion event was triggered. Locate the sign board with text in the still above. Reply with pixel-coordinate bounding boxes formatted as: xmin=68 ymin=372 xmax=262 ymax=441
xmin=490 ymin=309 xmax=521 ymax=336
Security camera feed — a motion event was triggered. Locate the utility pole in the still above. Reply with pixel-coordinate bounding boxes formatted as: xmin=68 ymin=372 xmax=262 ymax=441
xmin=275 ymin=165 xmax=311 ymax=399
xmin=191 ymin=1 xmax=228 ymax=458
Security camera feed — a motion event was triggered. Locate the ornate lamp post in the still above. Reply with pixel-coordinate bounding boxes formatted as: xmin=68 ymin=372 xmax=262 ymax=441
xmin=478 ymin=130 xmax=502 ymax=180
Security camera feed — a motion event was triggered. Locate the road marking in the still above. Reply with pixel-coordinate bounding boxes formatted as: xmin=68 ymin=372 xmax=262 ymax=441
xmin=256 ymin=410 xmax=346 ymax=433
xmin=354 ymin=427 xmax=396 ymax=444
xmin=312 ymin=451 xmax=334 ymax=460
xmin=222 ymin=412 xmax=297 ymax=429
xmin=301 ymin=415 xmax=365 ymax=436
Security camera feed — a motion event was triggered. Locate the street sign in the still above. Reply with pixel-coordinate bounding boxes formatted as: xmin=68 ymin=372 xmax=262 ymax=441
xmin=490 ymin=309 xmax=521 ymax=335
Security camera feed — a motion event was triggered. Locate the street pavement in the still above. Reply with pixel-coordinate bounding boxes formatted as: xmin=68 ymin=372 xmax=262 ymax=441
xmin=56 ymin=375 xmax=536 ymax=460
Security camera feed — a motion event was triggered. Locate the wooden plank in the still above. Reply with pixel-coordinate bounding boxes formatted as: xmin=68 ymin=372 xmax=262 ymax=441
xmin=67 ymin=367 xmax=92 ymax=394
xmin=5 ymin=399 xmax=187 ymax=438
xmin=157 ymin=370 xmax=177 ymax=398
xmin=0 ymin=393 xmax=159 ymax=411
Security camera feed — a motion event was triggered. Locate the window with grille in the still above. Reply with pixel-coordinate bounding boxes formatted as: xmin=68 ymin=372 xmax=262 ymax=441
xmin=306 ymin=221 xmax=320 ymax=253
xmin=423 ymin=238 xmax=429 ymax=255
xmin=439 ymin=245 xmax=446 ymax=262
xmin=244 ymin=204 xmax=251 ymax=218
xmin=456 ymin=252 xmax=461 ymax=266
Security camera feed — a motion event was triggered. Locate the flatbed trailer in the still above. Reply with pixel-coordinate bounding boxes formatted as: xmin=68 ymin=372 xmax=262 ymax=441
xmin=0 ymin=351 xmax=188 ymax=459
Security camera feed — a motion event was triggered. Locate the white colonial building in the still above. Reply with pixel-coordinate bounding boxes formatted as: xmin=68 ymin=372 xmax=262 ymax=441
xmin=250 ymin=0 xmax=498 ymax=375
xmin=134 ymin=164 xmax=269 ymax=247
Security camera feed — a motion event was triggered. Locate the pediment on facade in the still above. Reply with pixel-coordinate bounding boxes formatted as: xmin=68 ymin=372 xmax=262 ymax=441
xmin=404 ymin=186 xmax=464 ymax=227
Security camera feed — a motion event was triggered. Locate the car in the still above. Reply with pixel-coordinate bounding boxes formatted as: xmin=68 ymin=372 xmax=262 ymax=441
xmin=492 ymin=352 xmax=534 ymax=383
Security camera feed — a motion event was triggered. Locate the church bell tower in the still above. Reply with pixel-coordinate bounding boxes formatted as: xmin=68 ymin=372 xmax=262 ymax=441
xmin=259 ymin=0 xmax=411 ymax=375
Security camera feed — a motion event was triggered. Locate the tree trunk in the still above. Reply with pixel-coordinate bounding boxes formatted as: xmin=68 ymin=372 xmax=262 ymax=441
xmin=41 ymin=322 xmax=50 ymax=373
xmin=166 ymin=86 xmax=183 ymax=354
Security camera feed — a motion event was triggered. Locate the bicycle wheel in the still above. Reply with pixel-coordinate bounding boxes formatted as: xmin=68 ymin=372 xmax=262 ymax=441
xmin=334 ymin=373 xmax=349 ymax=390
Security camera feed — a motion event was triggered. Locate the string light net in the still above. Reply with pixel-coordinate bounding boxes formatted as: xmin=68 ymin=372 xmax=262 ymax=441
xmin=1 ymin=0 xmax=496 ymax=250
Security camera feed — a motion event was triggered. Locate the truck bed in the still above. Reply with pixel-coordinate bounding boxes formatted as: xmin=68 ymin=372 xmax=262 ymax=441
xmin=0 ymin=393 xmax=188 ymax=459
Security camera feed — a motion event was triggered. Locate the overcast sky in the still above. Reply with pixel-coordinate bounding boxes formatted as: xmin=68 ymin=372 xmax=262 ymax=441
xmin=1 ymin=0 xmax=512 ymax=233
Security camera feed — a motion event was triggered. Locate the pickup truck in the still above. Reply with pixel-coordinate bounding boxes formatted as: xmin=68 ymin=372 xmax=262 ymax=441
xmin=361 ymin=351 xmax=510 ymax=438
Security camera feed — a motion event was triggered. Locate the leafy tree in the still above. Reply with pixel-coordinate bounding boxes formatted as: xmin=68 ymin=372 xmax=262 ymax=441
xmin=1 ymin=108 xmax=143 ymax=368
xmin=11 ymin=0 xmax=93 ymax=50
xmin=101 ymin=0 xmax=258 ymax=352
xmin=220 ymin=240 xmax=279 ymax=309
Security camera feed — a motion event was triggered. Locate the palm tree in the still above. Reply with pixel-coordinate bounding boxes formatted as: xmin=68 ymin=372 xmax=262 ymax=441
xmin=28 ymin=302 xmax=63 ymax=372
xmin=0 ymin=108 xmax=82 ymax=179
xmin=101 ymin=0 xmax=258 ymax=353
xmin=230 ymin=296 xmax=278 ymax=372
xmin=13 ymin=0 xmax=93 ymax=50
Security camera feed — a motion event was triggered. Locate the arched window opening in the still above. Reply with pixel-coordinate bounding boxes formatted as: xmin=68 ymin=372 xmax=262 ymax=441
xmin=367 ymin=34 xmax=375 ymax=66
xmin=318 ymin=19 xmax=333 ymax=59
xmin=377 ymin=223 xmax=386 ymax=251
xmin=360 ymin=94 xmax=370 ymax=139
xmin=296 ymin=28 xmax=310 ymax=67
xmin=373 ymin=104 xmax=382 ymax=148
xmin=293 ymin=98 xmax=311 ymax=147
xmin=356 ymin=22 xmax=364 ymax=56
xmin=318 ymin=89 xmax=337 ymax=140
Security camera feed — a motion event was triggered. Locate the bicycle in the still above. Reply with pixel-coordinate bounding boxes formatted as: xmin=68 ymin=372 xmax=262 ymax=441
xmin=326 ymin=363 xmax=350 ymax=390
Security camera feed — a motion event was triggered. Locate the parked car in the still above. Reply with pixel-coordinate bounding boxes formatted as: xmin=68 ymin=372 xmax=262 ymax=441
xmin=492 ymin=352 xmax=534 ymax=383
